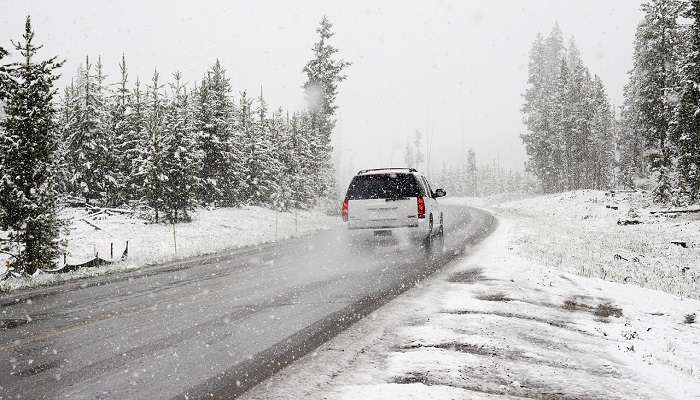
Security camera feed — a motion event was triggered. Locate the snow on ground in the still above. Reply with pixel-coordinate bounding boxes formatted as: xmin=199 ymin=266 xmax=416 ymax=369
xmin=487 ymin=190 xmax=700 ymax=299
xmin=0 ymin=206 xmax=338 ymax=292
xmin=242 ymin=201 xmax=700 ymax=400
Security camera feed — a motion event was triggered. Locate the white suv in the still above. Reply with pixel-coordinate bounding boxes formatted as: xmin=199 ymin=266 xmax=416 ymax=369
xmin=341 ymin=168 xmax=446 ymax=251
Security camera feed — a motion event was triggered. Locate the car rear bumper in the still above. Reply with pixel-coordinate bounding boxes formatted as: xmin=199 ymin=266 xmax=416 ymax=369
xmin=345 ymin=221 xmax=429 ymax=241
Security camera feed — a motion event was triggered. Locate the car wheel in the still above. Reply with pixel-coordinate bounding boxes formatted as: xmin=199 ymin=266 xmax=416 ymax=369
xmin=436 ymin=223 xmax=445 ymax=255
xmin=422 ymin=217 xmax=434 ymax=257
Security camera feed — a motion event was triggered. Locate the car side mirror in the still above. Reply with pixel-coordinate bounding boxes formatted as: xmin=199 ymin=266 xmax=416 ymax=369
xmin=434 ymin=188 xmax=446 ymax=198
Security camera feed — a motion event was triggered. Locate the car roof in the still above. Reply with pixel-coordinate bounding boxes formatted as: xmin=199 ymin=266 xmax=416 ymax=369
xmin=356 ymin=168 xmax=419 ymax=176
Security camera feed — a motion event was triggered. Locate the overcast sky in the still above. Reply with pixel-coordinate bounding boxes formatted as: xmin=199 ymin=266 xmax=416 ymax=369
xmin=1 ymin=0 xmax=643 ymax=183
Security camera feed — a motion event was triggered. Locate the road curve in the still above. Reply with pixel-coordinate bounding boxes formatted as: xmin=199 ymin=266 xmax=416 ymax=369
xmin=0 ymin=205 xmax=495 ymax=400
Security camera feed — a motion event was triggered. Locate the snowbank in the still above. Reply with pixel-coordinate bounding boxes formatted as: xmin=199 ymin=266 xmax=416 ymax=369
xmin=494 ymin=190 xmax=700 ymax=299
xmin=1 ymin=206 xmax=339 ymax=292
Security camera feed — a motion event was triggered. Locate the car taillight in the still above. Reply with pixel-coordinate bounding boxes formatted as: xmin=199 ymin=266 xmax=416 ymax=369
xmin=342 ymin=198 xmax=349 ymax=222
xmin=417 ymin=196 xmax=425 ymax=219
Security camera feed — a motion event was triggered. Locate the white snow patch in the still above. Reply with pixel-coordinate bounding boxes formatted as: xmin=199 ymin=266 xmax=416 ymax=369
xmin=1 ymin=206 xmax=338 ymax=292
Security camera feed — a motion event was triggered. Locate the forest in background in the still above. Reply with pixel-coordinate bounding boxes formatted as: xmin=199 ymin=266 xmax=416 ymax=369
xmin=520 ymin=23 xmax=616 ymax=194
xmin=619 ymin=0 xmax=700 ymax=205
xmin=522 ymin=0 xmax=700 ymax=206
xmin=0 ymin=16 xmax=349 ymax=274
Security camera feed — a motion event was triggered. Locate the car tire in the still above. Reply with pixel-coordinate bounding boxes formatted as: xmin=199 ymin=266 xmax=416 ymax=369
xmin=436 ymin=222 xmax=445 ymax=255
xmin=422 ymin=217 xmax=434 ymax=257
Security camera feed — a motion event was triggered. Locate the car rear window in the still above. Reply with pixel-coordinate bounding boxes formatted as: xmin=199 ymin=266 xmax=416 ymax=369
xmin=346 ymin=173 xmax=420 ymax=200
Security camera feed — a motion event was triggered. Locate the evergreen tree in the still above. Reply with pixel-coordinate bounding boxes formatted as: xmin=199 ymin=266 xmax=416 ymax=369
xmin=110 ymin=54 xmax=133 ymax=204
xmin=55 ymin=81 xmax=76 ymax=195
xmin=467 ymin=148 xmax=477 ymax=196
xmin=125 ymin=77 xmax=146 ymax=199
xmin=0 ymin=16 xmax=63 ymax=274
xmin=268 ymin=108 xmax=291 ymax=210
xmin=521 ymin=28 xmax=564 ymax=193
xmin=195 ymin=60 xmax=240 ymax=206
xmin=625 ymin=0 xmax=685 ymax=199
xmin=136 ymin=70 xmax=167 ymax=222
xmin=590 ymin=76 xmax=615 ymax=190
xmin=567 ymin=40 xmax=595 ymax=189
xmin=302 ymin=16 xmax=350 ymax=200
xmin=191 ymin=76 xmax=214 ymax=203
xmin=162 ymin=72 xmax=200 ymax=221
xmin=555 ymin=58 xmax=575 ymax=190
xmin=288 ymin=112 xmax=315 ymax=208
xmin=522 ymin=24 xmax=616 ymax=194
xmin=65 ymin=55 xmax=113 ymax=204
xmin=250 ymin=90 xmax=281 ymax=204
xmin=237 ymin=90 xmax=257 ymax=203
xmin=95 ymin=56 xmax=120 ymax=205
xmin=670 ymin=0 xmax=700 ymax=202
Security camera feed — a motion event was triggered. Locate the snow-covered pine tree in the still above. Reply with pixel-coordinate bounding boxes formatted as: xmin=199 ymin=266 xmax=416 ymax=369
xmin=191 ymin=76 xmax=215 ymax=203
xmin=467 ymin=148 xmax=477 ymax=196
xmin=110 ymin=54 xmax=133 ymax=204
xmin=619 ymin=81 xmax=646 ymax=185
xmin=237 ymin=90 xmax=257 ymax=204
xmin=267 ymin=108 xmax=289 ymax=210
xmin=195 ymin=60 xmax=240 ymax=206
xmin=266 ymin=107 xmax=287 ymax=210
xmin=289 ymin=112 xmax=315 ymax=208
xmin=625 ymin=0 xmax=685 ymax=199
xmin=669 ymin=0 xmax=700 ymax=202
xmin=247 ymin=90 xmax=281 ymax=205
xmin=0 ymin=16 xmax=64 ymax=274
xmin=55 ymin=81 xmax=77 ymax=196
xmin=524 ymin=24 xmax=615 ymax=193
xmin=302 ymin=16 xmax=350 ymax=201
xmin=65 ymin=55 xmax=113 ymax=205
xmin=552 ymin=58 xmax=572 ymax=190
xmin=95 ymin=57 xmax=120 ymax=205
xmin=162 ymin=72 xmax=200 ymax=222
xmin=566 ymin=40 xmax=595 ymax=189
xmin=125 ymin=77 xmax=146 ymax=199
xmin=521 ymin=28 xmax=563 ymax=193
xmin=298 ymin=111 xmax=321 ymax=207
xmin=136 ymin=70 xmax=167 ymax=222
xmin=590 ymin=76 xmax=615 ymax=190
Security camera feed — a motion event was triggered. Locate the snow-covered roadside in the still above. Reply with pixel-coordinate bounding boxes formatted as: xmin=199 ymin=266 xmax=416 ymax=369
xmin=0 ymin=206 xmax=339 ymax=292
xmin=242 ymin=214 xmax=700 ymax=400
xmin=490 ymin=190 xmax=700 ymax=299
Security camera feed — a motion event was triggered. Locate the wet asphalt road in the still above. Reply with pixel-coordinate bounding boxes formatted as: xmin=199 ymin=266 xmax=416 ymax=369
xmin=0 ymin=205 xmax=494 ymax=400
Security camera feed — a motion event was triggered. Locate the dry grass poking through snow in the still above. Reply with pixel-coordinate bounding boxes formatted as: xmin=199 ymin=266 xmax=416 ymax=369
xmin=493 ymin=190 xmax=700 ymax=299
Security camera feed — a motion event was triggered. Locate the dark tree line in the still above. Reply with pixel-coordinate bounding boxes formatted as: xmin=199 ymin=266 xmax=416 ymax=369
xmin=0 ymin=16 xmax=349 ymax=275
xmin=620 ymin=0 xmax=700 ymax=204
xmin=521 ymin=24 xmax=616 ymax=194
